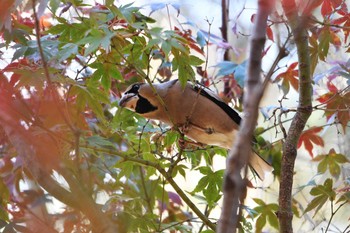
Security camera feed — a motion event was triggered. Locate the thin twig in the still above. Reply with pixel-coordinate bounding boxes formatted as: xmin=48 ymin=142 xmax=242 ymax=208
xmin=324 ymin=201 xmax=348 ymax=232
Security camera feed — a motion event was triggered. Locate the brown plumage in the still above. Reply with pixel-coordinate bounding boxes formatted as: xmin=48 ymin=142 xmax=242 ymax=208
xmin=119 ymin=79 xmax=273 ymax=179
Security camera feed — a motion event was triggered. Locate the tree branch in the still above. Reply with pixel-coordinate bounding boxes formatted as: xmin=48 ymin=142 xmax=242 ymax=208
xmin=217 ymin=0 xmax=273 ymax=232
xmin=220 ymin=0 xmax=232 ymax=96
xmin=81 ymin=145 xmax=216 ymax=231
xmin=278 ymin=1 xmax=313 ymax=232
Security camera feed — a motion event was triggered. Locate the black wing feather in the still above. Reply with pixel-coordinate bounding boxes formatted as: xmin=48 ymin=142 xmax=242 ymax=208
xmin=191 ymin=83 xmax=242 ymax=125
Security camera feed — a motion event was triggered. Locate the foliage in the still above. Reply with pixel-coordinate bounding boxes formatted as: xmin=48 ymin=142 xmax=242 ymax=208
xmin=0 ymin=0 xmax=349 ymax=233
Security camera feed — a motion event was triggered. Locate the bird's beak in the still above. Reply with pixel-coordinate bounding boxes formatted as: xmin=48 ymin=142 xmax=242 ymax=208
xmin=119 ymin=93 xmax=133 ymax=107
xmin=119 ymin=93 xmax=139 ymax=111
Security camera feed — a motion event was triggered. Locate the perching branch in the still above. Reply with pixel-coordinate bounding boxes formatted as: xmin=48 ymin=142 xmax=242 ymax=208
xmin=278 ymin=1 xmax=313 ymax=232
xmin=217 ymin=0 xmax=274 ymax=232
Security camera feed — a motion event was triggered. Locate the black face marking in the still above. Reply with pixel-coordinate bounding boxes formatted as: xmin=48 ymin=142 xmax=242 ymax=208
xmin=193 ymin=85 xmax=242 ymax=125
xmin=126 ymin=83 xmax=141 ymax=94
xmin=135 ymin=95 xmax=158 ymax=114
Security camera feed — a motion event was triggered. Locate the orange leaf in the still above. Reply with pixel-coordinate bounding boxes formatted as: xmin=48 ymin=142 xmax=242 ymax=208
xmin=298 ymin=127 xmax=324 ymax=158
xmin=275 ymin=62 xmax=299 ymax=93
xmin=317 ymin=92 xmax=333 ymax=104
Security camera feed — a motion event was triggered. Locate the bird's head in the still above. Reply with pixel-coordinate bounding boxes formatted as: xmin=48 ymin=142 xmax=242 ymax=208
xmin=119 ymin=82 xmax=158 ymax=114
xmin=119 ymin=83 xmax=142 ymax=111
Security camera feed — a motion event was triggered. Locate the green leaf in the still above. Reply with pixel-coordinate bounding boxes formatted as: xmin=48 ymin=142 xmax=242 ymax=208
xmin=161 ymin=40 xmax=172 ymax=57
xmin=84 ymin=39 xmax=102 ymax=56
xmin=163 ymin=131 xmax=178 ymax=147
xmin=333 ymin=153 xmax=348 ymax=163
xmin=49 ymin=0 xmax=60 ymax=14
xmin=318 ymin=29 xmax=330 ymax=61
xmin=86 ymin=135 xmax=115 ymax=147
xmin=304 ymin=178 xmax=335 ymax=215
xmin=281 ymin=78 xmax=290 ymax=96
xmin=317 ymin=158 xmax=328 ymax=173
xmin=255 ymin=215 xmax=266 ymax=233
xmin=267 ymin=211 xmax=279 ymax=229
xmin=202 ymin=179 xmax=219 ymax=205
xmin=12 ymin=45 xmax=28 ymax=61
xmin=172 ymin=164 xmax=188 ymax=178
xmin=169 ymin=38 xmax=187 ymax=53
xmin=189 ymin=55 xmax=204 ymax=66
xmin=198 ymin=166 xmax=212 ymax=175
xmin=109 ymin=65 xmax=123 ymax=80
xmin=192 ymin=176 xmax=209 ymax=193
xmin=57 ymin=43 xmax=78 ymax=61
xmin=329 ymin=161 xmax=340 ymax=178
xmin=201 ymin=230 xmax=215 ymax=233
xmin=315 ymin=152 xmax=348 ymax=178
xmin=143 ymin=152 xmax=156 ymax=161
xmin=253 ymin=198 xmax=266 ymax=206
xmin=304 ymin=195 xmax=328 ymax=214
xmin=173 ymin=51 xmax=195 ymax=86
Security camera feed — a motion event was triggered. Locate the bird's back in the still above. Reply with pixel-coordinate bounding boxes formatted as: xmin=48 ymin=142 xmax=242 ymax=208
xmin=153 ymin=81 xmax=239 ymax=147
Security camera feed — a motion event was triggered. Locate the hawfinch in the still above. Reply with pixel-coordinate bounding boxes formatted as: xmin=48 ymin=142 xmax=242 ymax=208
xmin=119 ymin=79 xmax=272 ymax=180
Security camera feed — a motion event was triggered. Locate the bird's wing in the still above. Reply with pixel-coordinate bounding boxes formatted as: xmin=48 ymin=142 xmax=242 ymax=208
xmin=189 ymin=82 xmax=242 ymax=125
xmin=250 ymin=151 xmax=274 ymax=180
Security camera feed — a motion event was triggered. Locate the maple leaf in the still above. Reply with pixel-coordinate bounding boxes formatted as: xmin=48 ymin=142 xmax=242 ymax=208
xmin=313 ymin=149 xmax=349 ymax=179
xmin=266 ymin=26 xmax=274 ymax=41
xmin=309 ymin=33 xmax=319 ymax=75
xmin=275 ymin=62 xmax=299 ymax=95
xmin=298 ymin=127 xmax=325 ymax=158
xmin=317 ymin=82 xmax=350 ymax=131
xmin=174 ymin=27 xmax=205 ymax=55
xmin=321 ymin=0 xmax=342 ymax=17
xmin=330 ymin=2 xmax=350 ymax=43
xmin=321 ymin=0 xmax=332 ymax=16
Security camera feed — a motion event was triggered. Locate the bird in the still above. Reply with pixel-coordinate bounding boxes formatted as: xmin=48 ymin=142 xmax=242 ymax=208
xmin=119 ymin=79 xmax=273 ymax=180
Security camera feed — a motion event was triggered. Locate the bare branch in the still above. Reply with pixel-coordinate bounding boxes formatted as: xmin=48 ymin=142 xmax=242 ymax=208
xmin=278 ymin=0 xmax=313 ymax=232
xmin=217 ymin=0 xmax=274 ymax=232
xmin=220 ymin=0 xmax=232 ymax=96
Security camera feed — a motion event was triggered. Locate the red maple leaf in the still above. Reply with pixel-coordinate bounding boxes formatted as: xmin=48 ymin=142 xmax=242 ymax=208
xmin=321 ymin=0 xmax=332 ymax=16
xmin=321 ymin=0 xmax=343 ymax=17
xmin=275 ymin=62 xmax=299 ymax=94
xmin=298 ymin=127 xmax=325 ymax=158
xmin=174 ymin=27 xmax=204 ymax=55
xmin=266 ymin=26 xmax=274 ymax=41
xmin=331 ymin=4 xmax=350 ymax=43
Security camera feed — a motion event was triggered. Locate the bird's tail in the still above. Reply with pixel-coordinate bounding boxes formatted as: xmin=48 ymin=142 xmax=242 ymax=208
xmin=249 ymin=152 xmax=273 ymax=180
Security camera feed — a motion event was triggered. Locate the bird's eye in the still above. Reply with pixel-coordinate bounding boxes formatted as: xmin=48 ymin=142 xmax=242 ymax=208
xmin=130 ymin=84 xmax=140 ymax=93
